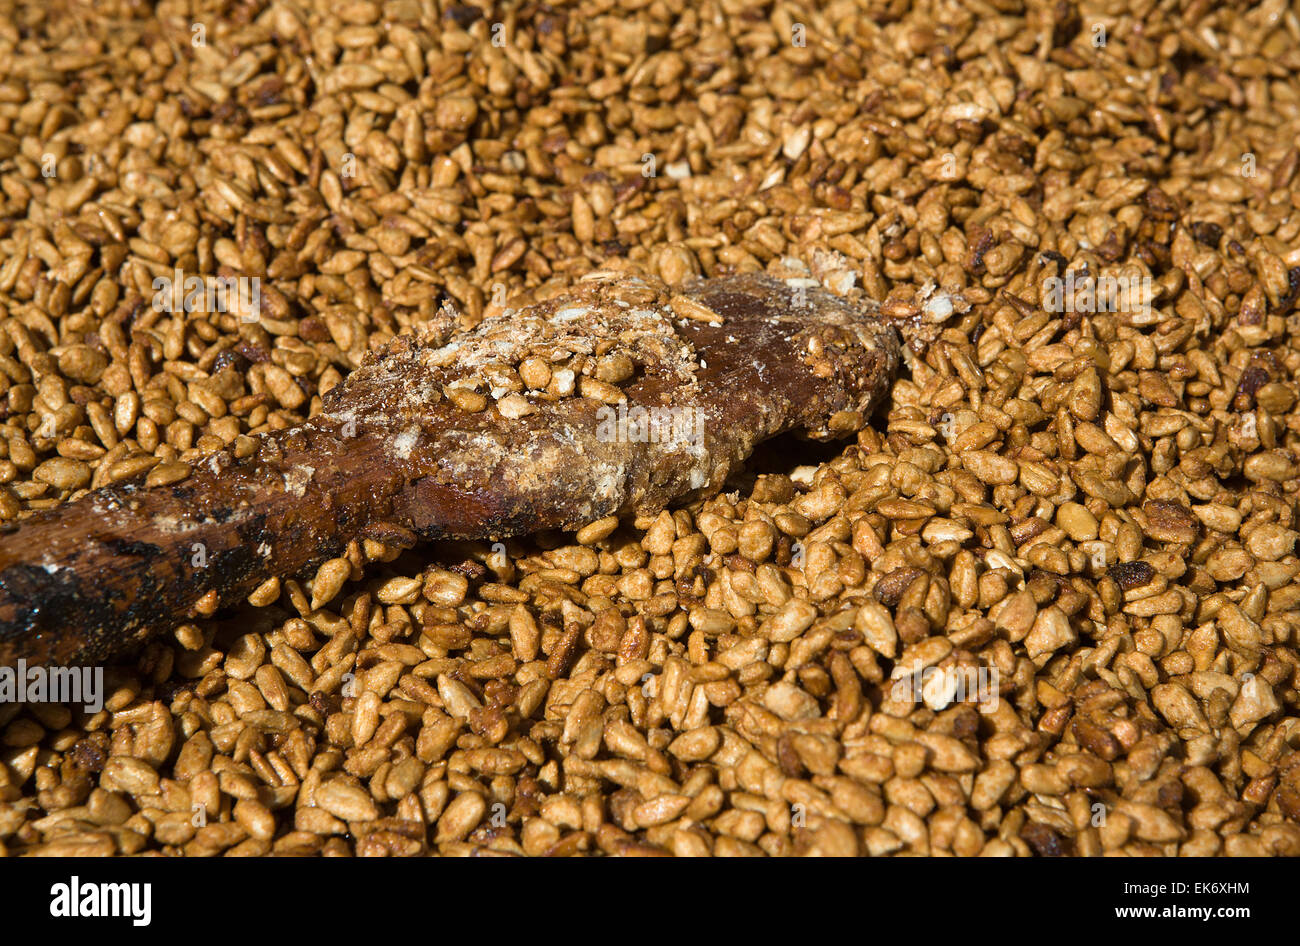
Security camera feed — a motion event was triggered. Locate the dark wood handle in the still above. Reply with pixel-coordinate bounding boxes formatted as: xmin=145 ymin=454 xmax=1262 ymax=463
xmin=0 ymin=273 xmax=900 ymax=666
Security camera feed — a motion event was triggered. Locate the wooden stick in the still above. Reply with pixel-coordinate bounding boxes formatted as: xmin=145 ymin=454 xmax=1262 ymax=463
xmin=0 ymin=272 xmax=899 ymax=665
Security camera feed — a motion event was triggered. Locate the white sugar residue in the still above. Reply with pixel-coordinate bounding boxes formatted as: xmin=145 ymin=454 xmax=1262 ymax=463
xmin=684 ymin=422 xmax=710 ymax=489
xmin=899 ymin=345 xmax=919 ymax=374
xmin=790 ymin=465 xmax=818 ymax=487
xmin=590 ymin=461 xmax=625 ymax=503
xmin=823 ymin=269 xmax=857 ymax=294
xmin=257 ymin=542 xmax=272 ymax=558
xmin=284 ymin=465 xmax=314 ymax=497
xmin=551 ymin=368 xmax=575 ymax=396
xmin=924 ymin=292 xmax=954 ymax=320
xmin=392 ymin=426 xmax=420 ymax=460
xmin=149 ymin=513 xmax=204 ymax=533
xmin=917 ymin=279 xmax=962 ymax=324
xmin=497 ymin=393 xmax=533 ymax=419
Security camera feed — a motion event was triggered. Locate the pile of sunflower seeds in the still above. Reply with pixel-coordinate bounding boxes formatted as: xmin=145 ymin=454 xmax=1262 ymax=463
xmin=0 ymin=0 xmax=1299 ymax=856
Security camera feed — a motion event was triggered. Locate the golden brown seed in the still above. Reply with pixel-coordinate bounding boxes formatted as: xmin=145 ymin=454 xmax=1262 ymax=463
xmin=246 ymin=577 xmax=280 ymax=608
xmin=145 ymin=460 xmax=191 ymax=488
xmin=314 ymin=780 xmax=378 ymax=822
xmin=1055 ymin=502 xmax=1099 ymax=542
xmin=376 ymin=576 xmax=423 ymax=604
xmin=311 ymin=558 xmax=351 ymax=609
xmin=446 ymin=386 xmax=487 ymax=412
xmin=578 ymin=376 xmax=626 ymax=404
xmin=763 ymin=599 xmax=818 ymax=642
xmin=668 ymin=294 xmax=722 ymax=324
xmin=423 ymin=569 xmax=468 ymax=606
xmin=108 ymin=454 xmax=160 ymax=483
xmin=435 ymin=792 xmax=487 ymax=843
xmin=594 ymin=353 xmax=635 ymax=384
xmin=33 ymin=457 xmax=91 ymax=491
xmin=519 ymin=357 xmax=552 ymax=390
xmin=961 ymin=450 xmax=1018 ymax=485
xmin=576 ymin=516 xmax=619 ymax=545
xmin=509 ymin=604 xmax=540 ymax=661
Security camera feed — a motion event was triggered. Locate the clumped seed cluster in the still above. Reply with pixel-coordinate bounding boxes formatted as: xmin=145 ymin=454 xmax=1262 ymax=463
xmin=1 ymin=0 xmax=1300 ymax=856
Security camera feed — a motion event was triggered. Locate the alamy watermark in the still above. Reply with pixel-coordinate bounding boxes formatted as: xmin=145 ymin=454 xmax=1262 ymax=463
xmin=1043 ymin=271 xmax=1152 ymax=315
xmin=151 ymin=269 xmax=261 ymax=321
xmin=0 ymin=659 xmax=103 ymax=713
xmin=890 ymin=664 xmax=1000 ymax=714
xmin=50 ymin=876 xmax=151 ymax=926
xmin=595 ymin=403 xmax=704 ymax=446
